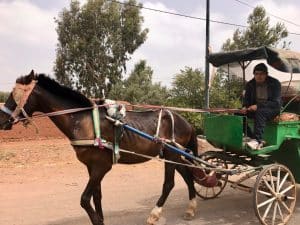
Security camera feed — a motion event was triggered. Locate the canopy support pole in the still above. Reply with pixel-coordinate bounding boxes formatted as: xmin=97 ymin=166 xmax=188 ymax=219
xmin=204 ymin=0 xmax=210 ymax=109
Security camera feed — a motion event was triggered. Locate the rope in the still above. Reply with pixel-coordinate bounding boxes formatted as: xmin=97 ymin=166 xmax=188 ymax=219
xmin=118 ymin=148 xmax=260 ymax=175
xmin=281 ymin=94 xmax=300 ymax=113
xmin=104 ymin=143 xmax=249 ymax=174
xmin=15 ymin=102 xmax=243 ymax=124
xmin=16 ymin=104 xmax=112 ymax=122
xmin=130 ymin=104 xmax=243 ymax=114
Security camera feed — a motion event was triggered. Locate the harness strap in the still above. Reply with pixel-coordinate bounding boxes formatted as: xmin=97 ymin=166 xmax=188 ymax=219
xmin=155 ymin=109 xmax=163 ymax=137
xmin=113 ymin=125 xmax=122 ymax=163
xmin=0 ymin=105 xmax=13 ymax=116
xmin=154 ymin=109 xmax=175 ymax=142
xmin=12 ymin=81 xmax=37 ymax=120
xmin=21 ymin=108 xmax=39 ymax=133
xmin=154 ymin=109 xmax=185 ymax=153
xmin=92 ymin=104 xmax=104 ymax=149
xmin=70 ymin=139 xmax=95 ymax=146
xmin=165 ymin=109 xmax=175 ymax=142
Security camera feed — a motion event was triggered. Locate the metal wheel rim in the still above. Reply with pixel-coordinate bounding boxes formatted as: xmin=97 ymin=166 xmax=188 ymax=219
xmin=253 ymin=164 xmax=297 ymax=225
xmin=195 ymin=152 xmax=228 ymax=200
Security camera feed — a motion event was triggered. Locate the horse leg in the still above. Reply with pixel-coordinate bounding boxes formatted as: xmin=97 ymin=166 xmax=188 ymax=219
xmin=93 ymin=183 xmax=103 ymax=220
xmin=81 ymin=165 xmax=111 ymax=225
xmin=175 ymin=165 xmax=197 ymax=220
xmin=87 ymin=166 xmax=106 ymax=222
xmin=81 ymin=177 xmax=103 ymax=225
xmin=147 ymin=163 xmax=176 ymax=225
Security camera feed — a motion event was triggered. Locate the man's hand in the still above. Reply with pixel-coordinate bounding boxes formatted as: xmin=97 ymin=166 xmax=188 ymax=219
xmin=240 ymin=107 xmax=247 ymax=114
xmin=247 ymin=105 xmax=257 ymax=112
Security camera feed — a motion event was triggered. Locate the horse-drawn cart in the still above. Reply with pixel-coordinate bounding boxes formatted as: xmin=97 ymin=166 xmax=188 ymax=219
xmin=194 ymin=46 xmax=300 ymax=225
xmin=0 ymin=47 xmax=299 ymax=225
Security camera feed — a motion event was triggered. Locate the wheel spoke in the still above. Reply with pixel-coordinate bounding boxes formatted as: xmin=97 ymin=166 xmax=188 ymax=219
xmin=277 ymin=202 xmax=284 ymax=222
xmin=280 ymin=184 xmax=295 ymax=195
xmin=263 ymin=177 xmax=276 ymax=196
xmin=276 ymin=167 xmax=281 ymax=192
xmin=258 ymin=197 xmax=276 ymax=208
xmin=279 ymin=200 xmax=292 ymax=214
xmin=278 ymin=173 xmax=289 ymax=191
xmin=286 ymin=196 xmax=296 ymax=200
xmin=272 ymin=201 xmax=278 ymax=225
xmin=212 ymin=187 xmax=216 ymax=196
xmin=269 ymin=169 xmax=275 ymax=191
xmin=262 ymin=201 xmax=273 ymax=221
xmin=257 ymin=189 xmax=272 ymax=197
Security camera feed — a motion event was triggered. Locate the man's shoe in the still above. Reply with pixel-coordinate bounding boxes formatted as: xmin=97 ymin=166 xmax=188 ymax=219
xmin=243 ymin=136 xmax=252 ymax=142
xmin=246 ymin=139 xmax=264 ymax=150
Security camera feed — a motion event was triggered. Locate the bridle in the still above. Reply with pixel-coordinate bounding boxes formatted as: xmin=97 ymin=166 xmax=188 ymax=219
xmin=0 ymin=80 xmax=37 ymax=126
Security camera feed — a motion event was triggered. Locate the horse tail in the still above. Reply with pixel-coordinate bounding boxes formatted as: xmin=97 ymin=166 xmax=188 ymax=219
xmin=186 ymin=127 xmax=198 ymax=157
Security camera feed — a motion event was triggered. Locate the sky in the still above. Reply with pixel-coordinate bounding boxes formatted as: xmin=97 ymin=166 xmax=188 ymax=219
xmin=0 ymin=0 xmax=300 ymax=92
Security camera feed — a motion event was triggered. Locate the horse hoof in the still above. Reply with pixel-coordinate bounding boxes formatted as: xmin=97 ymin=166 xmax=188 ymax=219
xmin=183 ymin=211 xmax=194 ymax=221
xmin=146 ymin=216 xmax=159 ymax=225
xmin=147 ymin=206 xmax=162 ymax=225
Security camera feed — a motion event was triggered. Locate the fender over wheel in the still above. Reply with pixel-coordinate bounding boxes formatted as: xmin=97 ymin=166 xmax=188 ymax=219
xmin=194 ymin=151 xmax=229 ymax=200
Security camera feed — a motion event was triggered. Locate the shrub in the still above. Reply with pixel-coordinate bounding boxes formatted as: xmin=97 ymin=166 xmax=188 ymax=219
xmin=0 ymin=91 xmax=9 ymax=102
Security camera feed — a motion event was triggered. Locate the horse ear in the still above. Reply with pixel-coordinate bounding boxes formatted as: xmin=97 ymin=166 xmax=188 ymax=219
xmin=28 ymin=70 xmax=35 ymax=81
xmin=29 ymin=70 xmax=34 ymax=76
xmin=95 ymin=98 xmax=105 ymax=105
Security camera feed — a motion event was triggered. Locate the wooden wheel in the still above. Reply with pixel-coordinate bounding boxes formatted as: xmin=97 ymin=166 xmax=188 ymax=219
xmin=253 ymin=164 xmax=297 ymax=225
xmin=194 ymin=151 xmax=228 ymax=200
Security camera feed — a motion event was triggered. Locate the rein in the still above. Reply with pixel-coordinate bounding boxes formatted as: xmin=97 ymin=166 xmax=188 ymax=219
xmin=11 ymin=105 xmax=108 ymax=121
xmin=1 ymin=81 xmax=250 ymax=172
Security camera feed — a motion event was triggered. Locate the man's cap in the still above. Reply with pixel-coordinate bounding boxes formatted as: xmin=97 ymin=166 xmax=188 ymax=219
xmin=253 ymin=63 xmax=268 ymax=74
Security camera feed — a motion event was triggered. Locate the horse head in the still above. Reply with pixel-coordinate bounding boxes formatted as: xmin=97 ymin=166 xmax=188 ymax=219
xmin=0 ymin=70 xmax=38 ymax=130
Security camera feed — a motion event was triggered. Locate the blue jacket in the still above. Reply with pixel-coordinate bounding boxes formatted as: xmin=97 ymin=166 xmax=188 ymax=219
xmin=243 ymin=76 xmax=281 ymax=110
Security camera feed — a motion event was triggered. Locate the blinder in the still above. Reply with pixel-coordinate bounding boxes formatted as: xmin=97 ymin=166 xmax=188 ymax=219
xmin=0 ymin=80 xmax=37 ymax=127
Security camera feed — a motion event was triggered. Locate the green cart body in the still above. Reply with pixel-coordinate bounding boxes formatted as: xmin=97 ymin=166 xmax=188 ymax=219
xmin=204 ymin=47 xmax=300 ymax=224
xmin=204 ymin=114 xmax=300 ymax=182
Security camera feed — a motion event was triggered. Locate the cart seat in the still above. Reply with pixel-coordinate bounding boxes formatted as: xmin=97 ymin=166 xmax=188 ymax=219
xmin=273 ymin=112 xmax=299 ymax=122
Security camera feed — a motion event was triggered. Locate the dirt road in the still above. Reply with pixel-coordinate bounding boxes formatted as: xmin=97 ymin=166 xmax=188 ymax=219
xmin=1 ymin=120 xmax=300 ymax=225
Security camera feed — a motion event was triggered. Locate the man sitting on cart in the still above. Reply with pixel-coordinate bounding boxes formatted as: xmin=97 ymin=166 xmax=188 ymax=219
xmin=242 ymin=63 xmax=281 ymax=150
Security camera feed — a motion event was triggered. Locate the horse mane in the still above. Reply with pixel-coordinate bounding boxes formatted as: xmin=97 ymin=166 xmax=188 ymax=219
xmin=37 ymin=75 xmax=92 ymax=107
xmin=16 ymin=73 xmax=37 ymax=85
xmin=16 ymin=73 xmax=92 ymax=107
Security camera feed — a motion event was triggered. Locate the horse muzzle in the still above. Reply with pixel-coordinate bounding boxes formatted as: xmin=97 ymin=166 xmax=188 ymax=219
xmin=0 ymin=119 xmax=13 ymax=130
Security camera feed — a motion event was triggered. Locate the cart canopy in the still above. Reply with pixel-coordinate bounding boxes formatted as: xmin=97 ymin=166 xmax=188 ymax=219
xmin=208 ymin=46 xmax=300 ymax=74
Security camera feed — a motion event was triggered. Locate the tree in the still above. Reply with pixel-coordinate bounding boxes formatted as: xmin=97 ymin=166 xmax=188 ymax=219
xmin=215 ymin=6 xmax=289 ymax=109
xmin=168 ymin=67 xmax=205 ymax=133
xmin=109 ymin=60 xmax=169 ymax=105
xmin=222 ymin=6 xmax=288 ymax=51
xmin=54 ymin=0 xmax=148 ymax=97
xmin=210 ymin=72 xmax=243 ymax=108
xmin=0 ymin=91 xmax=9 ymax=102
xmin=169 ymin=67 xmax=204 ymax=108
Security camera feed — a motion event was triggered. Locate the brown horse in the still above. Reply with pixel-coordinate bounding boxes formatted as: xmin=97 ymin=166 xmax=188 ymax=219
xmin=0 ymin=71 xmax=199 ymax=225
